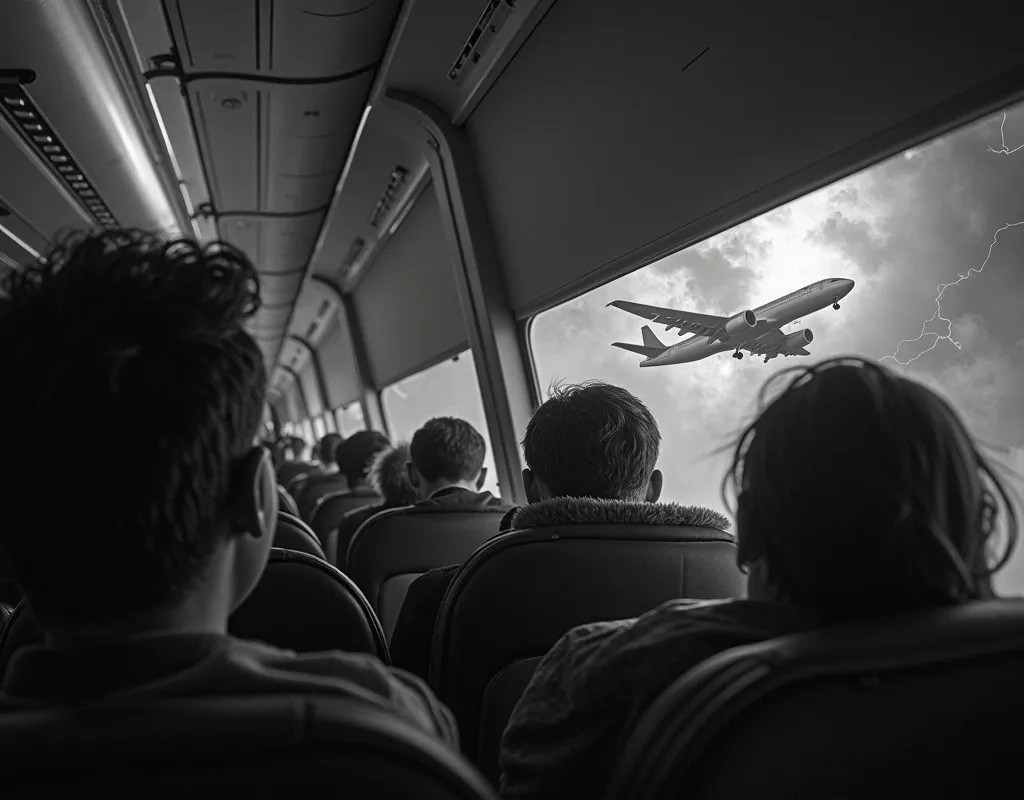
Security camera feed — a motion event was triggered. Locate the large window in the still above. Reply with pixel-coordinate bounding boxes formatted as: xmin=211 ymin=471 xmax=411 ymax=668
xmin=335 ymin=402 xmax=365 ymax=437
xmin=312 ymin=417 xmax=326 ymax=439
xmin=531 ymin=102 xmax=1024 ymax=595
xmin=381 ymin=351 xmax=500 ymax=497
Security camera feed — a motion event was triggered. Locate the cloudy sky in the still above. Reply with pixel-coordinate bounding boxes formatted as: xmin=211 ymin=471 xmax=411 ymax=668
xmin=532 ymin=101 xmax=1024 ymax=594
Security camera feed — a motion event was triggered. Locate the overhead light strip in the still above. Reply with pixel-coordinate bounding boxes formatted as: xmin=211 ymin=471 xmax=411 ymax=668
xmin=0 ymin=221 xmax=42 ymax=259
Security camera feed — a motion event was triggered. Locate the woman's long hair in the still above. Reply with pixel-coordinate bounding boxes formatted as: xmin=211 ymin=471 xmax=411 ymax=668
xmin=720 ymin=356 xmax=1018 ymax=619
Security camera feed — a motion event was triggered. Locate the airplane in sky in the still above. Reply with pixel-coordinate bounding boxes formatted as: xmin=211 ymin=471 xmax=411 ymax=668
xmin=609 ymin=278 xmax=855 ymax=365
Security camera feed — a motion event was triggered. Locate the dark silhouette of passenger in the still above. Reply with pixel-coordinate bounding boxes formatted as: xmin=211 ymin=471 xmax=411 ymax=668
xmin=315 ymin=433 xmax=345 ymax=474
xmin=386 ymin=417 xmax=511 ymax=676
xmin=498 ymin=358 xmax=1019 ymax=799
xmin=0 ymin=229 xmax=457 ymax=745
xmin=296 ymin=430 xmax=387 ymax=521
xmin=336 ymin=430 xmax=391 ymax=500
xmin=331 ymin=443 xmax=417 ymax=566
xmin=388 ymin=386 xmax=712 ymax=681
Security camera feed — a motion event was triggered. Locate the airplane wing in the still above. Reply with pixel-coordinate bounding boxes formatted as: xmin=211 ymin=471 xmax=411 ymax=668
xmin=607 ymin=300 xmax=726 ymax=337
xmin=743 ymin=328 xmax=812 ymax=359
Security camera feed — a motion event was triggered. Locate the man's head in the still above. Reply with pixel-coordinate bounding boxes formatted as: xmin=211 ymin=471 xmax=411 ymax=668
xmin=408 ymin=417 xmax=487 ymax=500
xmin=316 ymin=433 xmax=344 ymax=466
xmin=368 ymin=443 xmax=418 ymax=507
xmin=722 ymin=356 xmax=1018 ymax=619
xmin=522 ymin=382 xmax=663 ymax=503
xmin=335 ymin=430 xmax=391 ymax=487
xmin=0 ymin=230 xmax=276 ymax=636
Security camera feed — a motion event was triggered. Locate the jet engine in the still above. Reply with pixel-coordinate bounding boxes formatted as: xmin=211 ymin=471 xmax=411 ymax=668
xmin=723 ymin=310 xmax=757 ymax=337
xmin=784 ymin=328 xmax=814 ymax=347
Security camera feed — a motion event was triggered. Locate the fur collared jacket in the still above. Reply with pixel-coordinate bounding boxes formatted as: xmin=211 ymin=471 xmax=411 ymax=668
xmin=510 ymin=495 xmax=731 ymax=532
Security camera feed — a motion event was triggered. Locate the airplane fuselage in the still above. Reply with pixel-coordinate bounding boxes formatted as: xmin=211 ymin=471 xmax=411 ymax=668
xmin=640 ymin=278 xmax=854 ymax=366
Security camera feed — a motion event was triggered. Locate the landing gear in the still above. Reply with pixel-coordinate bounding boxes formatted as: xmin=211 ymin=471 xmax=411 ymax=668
xmin=832 ymin=296 xmax=841 ymax=310
xmin=732 ymin=350 xmax=743 ymax=360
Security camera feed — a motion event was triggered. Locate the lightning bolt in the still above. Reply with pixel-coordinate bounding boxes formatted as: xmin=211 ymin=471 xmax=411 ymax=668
xmin=882 ymin=110 xmax=1023 ymax=365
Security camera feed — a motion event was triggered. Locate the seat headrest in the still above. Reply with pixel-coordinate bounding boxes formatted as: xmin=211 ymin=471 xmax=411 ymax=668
xmin=274 ymin=512 xmax=324 ymax=559
xmin=276 ymin=486 xmax=300 ymax=517
xmin=0 ymin=548 xmax=389 ymax=680
xmin=0 ymin=695 xmax=497 ymax=798
xmin=607 ymin=598 xmax=1024 ymax=799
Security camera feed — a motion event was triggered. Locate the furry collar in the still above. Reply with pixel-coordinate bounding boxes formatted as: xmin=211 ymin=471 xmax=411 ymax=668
xmin=511 ymin=496 xmax=731 ymax=531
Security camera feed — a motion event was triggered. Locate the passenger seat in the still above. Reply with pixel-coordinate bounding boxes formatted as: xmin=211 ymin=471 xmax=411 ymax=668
xmin=605 ymin=598 xmax=1024 ymax=800
xmin=431 ymin=521 xmax=745 ymax=783
xmin=310 ymin=490 xmax=382 ymax=561
xmin=276 ymin=460 xmax=320 ymax=488
xmin=0 ymin=548 xmax=390 ymax=679
xmin=345 ymin=506 xmax=508 ymax=642
xmin=0 ymin=695 xmax=497 ymax=798
xmin=295 ymin=474 xmax=353 ymax=522
xmin=274 ymin=512 xmax=325 ymax=559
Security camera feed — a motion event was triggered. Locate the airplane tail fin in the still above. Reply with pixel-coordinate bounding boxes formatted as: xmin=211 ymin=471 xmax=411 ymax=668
xmin=641 ymin=325 xmax=666 ymax=350
xmin=612 ymin=325 xmax=667 ymax=358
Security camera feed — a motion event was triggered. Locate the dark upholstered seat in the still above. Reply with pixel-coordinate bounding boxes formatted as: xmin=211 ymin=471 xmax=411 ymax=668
xmin=431 ymin=523 xmax=744 ymax=781
xmin=0 ymin=548 xmax=390 ymax=679
xmin=605 ymin=598 xmax=1024 ymax=800
xmin=0 ymin=695 xmax=498 ymax=798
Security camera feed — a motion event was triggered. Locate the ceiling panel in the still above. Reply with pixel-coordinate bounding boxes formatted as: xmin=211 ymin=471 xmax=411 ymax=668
xmin=154 ymin=0 xmax=403 ymax=366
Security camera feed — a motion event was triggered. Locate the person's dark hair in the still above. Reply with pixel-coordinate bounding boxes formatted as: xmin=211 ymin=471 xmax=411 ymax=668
xmin=368 ymin=443 xmax=417 ymax=506
xmin=410 ymin=417 xmax=487 ymax=484
xmin=523 ymin=381 xmax=661 ymax=501
xmin=0 ymin=229 xmax=266 ymax=624
xmin=336 ymin=430 xmax=391 ymax=486
xmin=721 ymin=356 xmax=1018 ymax=621
xmin=317 ymin=433 xmax=344 ymax=465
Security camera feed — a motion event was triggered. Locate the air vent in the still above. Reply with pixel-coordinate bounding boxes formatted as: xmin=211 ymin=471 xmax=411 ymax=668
xmin=343 ymin=237 xmax=366 ymax=268
xmin=368 ymin=167 xmax=409 ymax=229
xmin=305 ymin=321 xmax=317 ymax=340
xmin=0 ymin=83 xmax=120 ymax=229
xmin=317 ymin=299 xmax=331 ymax=316
xmin=448 ymin=0 xmax=517 ymax=84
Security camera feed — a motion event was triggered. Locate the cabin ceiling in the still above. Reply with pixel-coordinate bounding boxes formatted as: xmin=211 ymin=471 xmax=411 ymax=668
xmin=3 ymin=0 xmax=1024 ymax=418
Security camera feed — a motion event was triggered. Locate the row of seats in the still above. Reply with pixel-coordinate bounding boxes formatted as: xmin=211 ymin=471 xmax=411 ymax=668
xmin=269 ymin=501 xmax=744 ymax=782
xmin=1 ymin=502 xmax=746 ymax=785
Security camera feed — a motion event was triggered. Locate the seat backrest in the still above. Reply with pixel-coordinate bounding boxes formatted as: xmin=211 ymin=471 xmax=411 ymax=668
xmin=274 ymin=512 xmax=325 ymax=559
xmin=277 ymin=485 xmax=300 ymax=517
xmin=605 ymin=599 xmax=1024 ymax=800
xmin=0 ymin=548 xmax=389 ymax=680
xmin=296 ymin=474 xmax=350 ymax=521
xmin=0 ymin=695 xmax=498 ymax=798
xmin=432 ymin=523 xmax=744 ymax=781
xmin=310 ymin=490 xmax=382 ymax=550
xmin=275 ymin=461 xmax=319 ymax=488
xmin=346 ymin=507 xmax=508 ymax=642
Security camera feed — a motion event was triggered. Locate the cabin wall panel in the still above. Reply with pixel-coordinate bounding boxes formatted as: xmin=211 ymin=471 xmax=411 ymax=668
xmin=318 ymin=316 xmax=362 ymax=409
xmin=298 ymin=359 xmax=323 ymax=418
xmin=351 ymin=189 xmax=466 ymax=387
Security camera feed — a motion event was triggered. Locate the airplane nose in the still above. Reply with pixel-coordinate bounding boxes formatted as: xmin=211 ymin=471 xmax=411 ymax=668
xmin=843 ymin=279 xmax=855 ymax=295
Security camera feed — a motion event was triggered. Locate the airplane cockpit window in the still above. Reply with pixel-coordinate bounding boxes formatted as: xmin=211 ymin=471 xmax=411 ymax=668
xmin=531 ymin=100 xmax=1024 ymax=595
xmin=381 ymin=350 xmax=500 ymax=496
